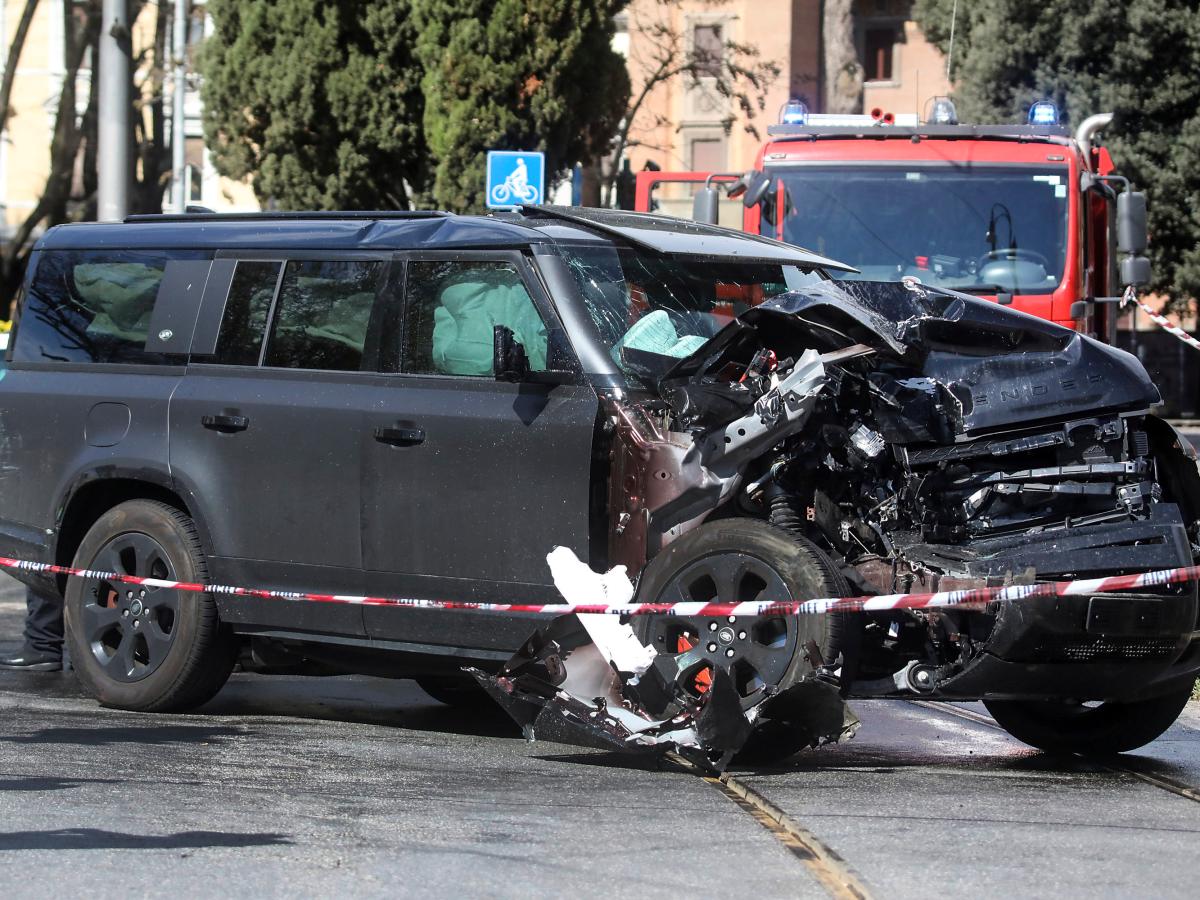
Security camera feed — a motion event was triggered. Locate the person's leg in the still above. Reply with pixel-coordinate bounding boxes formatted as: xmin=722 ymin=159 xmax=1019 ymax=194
xmin=0 ymin=584 xmax=63 ymax=670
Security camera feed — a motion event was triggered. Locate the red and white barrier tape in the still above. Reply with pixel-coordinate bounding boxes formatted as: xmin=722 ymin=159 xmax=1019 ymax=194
xmin=1124 ymin=286 xmax=1200 ymax=353
xmin=1 ymin=555 xmax=1195 ymax=618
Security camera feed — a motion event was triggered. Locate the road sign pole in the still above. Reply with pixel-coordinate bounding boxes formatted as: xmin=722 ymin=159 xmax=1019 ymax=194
xmin=171 ymin=0 xmax=188 ymax=213
xmin=98 ymin=0 xmax=131 ymax=222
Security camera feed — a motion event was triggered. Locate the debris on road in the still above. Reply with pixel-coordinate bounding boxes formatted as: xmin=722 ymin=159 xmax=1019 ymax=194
xmin=470 ymin=549 xmax=859 ymax=772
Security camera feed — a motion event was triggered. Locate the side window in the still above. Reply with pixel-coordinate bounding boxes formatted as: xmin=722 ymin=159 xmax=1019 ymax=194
xmin=13 ymin=249 xmax=207 ymax=364
xmin=263 ymin=259 xmax=384 ymax=372
xmin=213 ymin=261 xmax=282 ymax=366
xmin=404 ymin=260 xmax=548 ymax=377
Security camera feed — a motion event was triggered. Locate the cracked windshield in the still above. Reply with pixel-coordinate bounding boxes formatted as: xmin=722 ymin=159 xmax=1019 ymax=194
xmin=770 ymin=166 xmax=1069 ymax=294
xmin=559 ymin=244 xmax=820 ymax=387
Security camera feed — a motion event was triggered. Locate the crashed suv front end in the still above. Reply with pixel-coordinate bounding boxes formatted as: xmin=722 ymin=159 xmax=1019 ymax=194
xmin=484 ymin=209 xmax=1200 ymax=765
xmin=629 ymin=279 xmax=1200 ymax=703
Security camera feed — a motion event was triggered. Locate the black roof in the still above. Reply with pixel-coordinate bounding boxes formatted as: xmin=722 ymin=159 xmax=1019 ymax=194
xmin=36 ymin=211 xmax=546 ymax=252
xmin=34 ymin=206 xmax=853 ymax=271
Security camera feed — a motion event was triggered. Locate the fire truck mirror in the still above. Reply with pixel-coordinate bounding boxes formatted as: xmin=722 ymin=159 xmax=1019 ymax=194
xmin=742 ymin=171 xmax=772 ymax=209
xmin=692 ymin=187 xmax=720 ymax=225
xmin=1117 ymin=191 xmax=1148 ymax=255
xmin=1120 ymin=255 xmax=1152 ymax=288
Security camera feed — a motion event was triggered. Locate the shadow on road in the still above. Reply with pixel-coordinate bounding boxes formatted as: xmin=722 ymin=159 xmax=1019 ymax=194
xmin=0 ymin=720 xmax=250 ymax=748
xmin=194 ymin=676 xmax=523 ymax=741
xmin=0 ymin=828 xmax=291 ymax=852
xmin=0 ymin=775 xmax=121 ymax=792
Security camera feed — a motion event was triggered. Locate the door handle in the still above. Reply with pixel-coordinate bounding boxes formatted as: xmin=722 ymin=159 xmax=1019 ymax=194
xmin=201 ymin=413 xmax=250 ymax=433
xmin=374 ymin=425 xmax=425 ymax=446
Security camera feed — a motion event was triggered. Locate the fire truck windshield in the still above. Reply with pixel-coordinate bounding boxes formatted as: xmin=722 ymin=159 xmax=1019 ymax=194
xmin=767 ymin=165 xmax=1070 ymax=295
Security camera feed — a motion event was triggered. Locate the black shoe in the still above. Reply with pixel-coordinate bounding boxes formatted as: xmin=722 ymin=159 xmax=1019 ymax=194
xmin=0 ymin=651 xmax=63 ymax=672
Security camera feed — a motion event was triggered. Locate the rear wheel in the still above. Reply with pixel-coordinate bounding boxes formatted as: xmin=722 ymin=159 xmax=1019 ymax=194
xmin=416 ymin=675 xmax=493 ymax=709
xmin=634 ymin=519 xmax=850 ymax=759
xmin=983 ymin=685 xmax=1194 ymax=754
xmin=64 ymin=500 xmax=237 ymax=712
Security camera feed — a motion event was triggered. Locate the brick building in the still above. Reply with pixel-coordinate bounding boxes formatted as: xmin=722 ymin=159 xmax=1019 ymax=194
xmin=617 ymin=0 xmax=951 ymax=176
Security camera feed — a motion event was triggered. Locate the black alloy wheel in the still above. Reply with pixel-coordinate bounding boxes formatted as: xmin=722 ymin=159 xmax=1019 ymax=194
xmin=80 ymin=531 xmax=183 ymax=683
xmin=634 ymin=519 xmax=849 ymax=711
xmin=638 ymin=552 xmax=801 ymax=708
xmin=65 ymin=500 xmax=237 ymax=712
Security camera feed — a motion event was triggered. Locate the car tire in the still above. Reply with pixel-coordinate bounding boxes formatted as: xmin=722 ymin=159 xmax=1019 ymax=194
xmin=416 ymin=675 xmax=494 ymax=710
xmin=634 ymin=518 xmax=851 ymax=761
xmin=64 ymin=499 xmax=237 ymax=712
xmin=983 ymin=685 xmax=1194 ymax=754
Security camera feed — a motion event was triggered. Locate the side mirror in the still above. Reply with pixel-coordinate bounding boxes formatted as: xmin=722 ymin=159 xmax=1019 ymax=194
xmin=1121 ymin=255 xmax=1152 ymax=287
xmin=692 ymin=187 xmax=720 ymax=225
xmin=742 ymin=170 xmax=772 ymax=208
xmin=1117 ymin=191 xmax=1148 ymax=254
xmin=493 ymin=325 xmax=529 ymax=382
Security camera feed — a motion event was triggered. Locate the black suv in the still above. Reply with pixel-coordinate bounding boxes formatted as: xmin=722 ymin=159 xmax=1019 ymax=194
xmin=3 ymin=207 xmax=1198 ymax=755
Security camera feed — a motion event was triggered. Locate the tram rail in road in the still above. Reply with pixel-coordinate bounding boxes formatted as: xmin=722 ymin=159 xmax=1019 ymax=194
xmin=2 ymin=575 xmax=1200 ymax=898
xmin=912 ymin=699 xmax=1200 ymax=805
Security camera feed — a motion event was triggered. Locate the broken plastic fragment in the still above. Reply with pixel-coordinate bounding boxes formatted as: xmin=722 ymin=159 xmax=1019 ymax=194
xmin=469 ymin=548 xmax=860 ymax=773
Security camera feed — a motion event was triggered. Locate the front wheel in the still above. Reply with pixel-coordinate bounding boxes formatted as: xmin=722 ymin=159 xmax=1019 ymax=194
xmin=983 ymin=685 xmax=1194 ymax=754
xmin=64 ymin=500 xmax=237 ymax=712
xmin=633 ymin=519 xmax=851 ymax=760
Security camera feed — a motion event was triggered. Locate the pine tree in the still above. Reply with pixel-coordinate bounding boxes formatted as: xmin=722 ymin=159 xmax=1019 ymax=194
xmin=200 ymin=0 xmax=430 ymax=209
xmin=914 ymin=0 xmax=1200 ymax=303
xmin=413 ymin=0 xmax=630 ymax=212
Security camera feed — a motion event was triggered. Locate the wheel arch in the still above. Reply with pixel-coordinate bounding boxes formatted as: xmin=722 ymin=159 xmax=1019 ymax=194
xmin=53 ymin=474 xmax=213 ymax=594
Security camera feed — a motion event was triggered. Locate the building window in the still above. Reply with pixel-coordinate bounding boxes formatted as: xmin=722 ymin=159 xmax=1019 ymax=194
xmin=693 ymin=24 xmax=723 ymax=78
xmin=864 ymin=28 xmax=895 ymax=81
xmin=690 ymin=138 xmax=724 ymax=172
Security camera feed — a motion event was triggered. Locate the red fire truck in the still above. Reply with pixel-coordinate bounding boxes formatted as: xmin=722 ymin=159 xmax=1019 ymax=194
xmin=635 ymin=100 xmax=1149 ymax=343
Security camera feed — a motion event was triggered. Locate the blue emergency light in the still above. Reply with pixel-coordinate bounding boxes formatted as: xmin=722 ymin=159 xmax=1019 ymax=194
xmin=780 ymin=99 xmax=809 ymax=125
xmin=1028 ymin=100 xmax=1060 ymax=126
xmin=929 ymin=97 xmax=958 ymax=125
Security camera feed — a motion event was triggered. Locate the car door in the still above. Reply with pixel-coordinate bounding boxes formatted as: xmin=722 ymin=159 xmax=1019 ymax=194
xmin=360 ymin=250 xmax=600 ymax=646
xmin=169 ymin=251 xmax=397 ymax=636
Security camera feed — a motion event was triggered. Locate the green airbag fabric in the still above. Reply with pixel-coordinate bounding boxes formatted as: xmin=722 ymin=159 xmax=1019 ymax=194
xmin=432 ymin=279 xmax=548 ymax=376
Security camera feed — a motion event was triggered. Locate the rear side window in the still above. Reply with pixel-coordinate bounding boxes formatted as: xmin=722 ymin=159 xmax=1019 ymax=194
xmin=14 ymin=249 xmax=207 ymax=364
xmin=213 ymin=261 xmax=282 ymax=365
xmin=263 ymin=260 xmax=384 ymax=371
xmin=404 ymin=260 xmax=548 ymax=377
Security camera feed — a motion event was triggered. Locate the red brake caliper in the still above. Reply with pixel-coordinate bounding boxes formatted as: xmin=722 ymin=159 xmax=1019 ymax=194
xmin=676 ymin=632 xmax=713 ymax=695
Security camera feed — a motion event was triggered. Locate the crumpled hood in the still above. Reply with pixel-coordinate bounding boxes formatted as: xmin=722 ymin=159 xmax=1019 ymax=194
xmin=665 ymin=280 xmax=1160 ymax=437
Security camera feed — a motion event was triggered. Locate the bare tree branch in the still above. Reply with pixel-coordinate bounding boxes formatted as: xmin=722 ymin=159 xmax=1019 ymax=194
xmin=602 ymin=0 xmax=779 ymax=205
xmin=0 ymin=0 xmax=41 ymax=131
xmin=1 ymin=1 xmax=100 ymax=305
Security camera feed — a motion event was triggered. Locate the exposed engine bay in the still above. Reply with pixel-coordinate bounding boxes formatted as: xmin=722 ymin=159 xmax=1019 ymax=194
xmin=479 ymin=278 xmax=1200 ymax=769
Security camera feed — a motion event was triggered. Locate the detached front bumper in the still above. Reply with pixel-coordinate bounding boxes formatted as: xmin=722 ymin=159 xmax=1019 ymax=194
xmin=934 ymin=588 xmax=1200 ymax=702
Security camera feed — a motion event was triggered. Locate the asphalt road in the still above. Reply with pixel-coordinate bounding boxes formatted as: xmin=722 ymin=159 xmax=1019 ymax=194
xmin=2 ymin=573 xmax=1198 ymax=899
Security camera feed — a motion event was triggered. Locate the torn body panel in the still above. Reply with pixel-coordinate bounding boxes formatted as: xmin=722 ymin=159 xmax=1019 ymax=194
xmin=470 ymin=603 xmax=858 ymax=772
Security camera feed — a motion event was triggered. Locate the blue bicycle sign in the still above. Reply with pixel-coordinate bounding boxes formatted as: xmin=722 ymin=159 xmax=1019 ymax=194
xmin=486 ymin=151 xmax=545 ymax=208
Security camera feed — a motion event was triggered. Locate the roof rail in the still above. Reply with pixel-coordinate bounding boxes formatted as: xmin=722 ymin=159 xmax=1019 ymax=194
xmin=123 ymin=210 xmax=453 ymax=224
